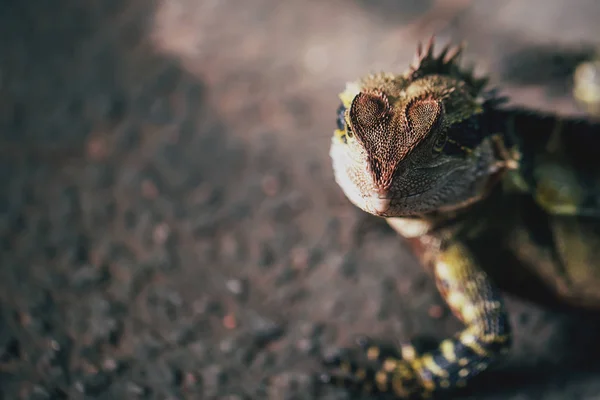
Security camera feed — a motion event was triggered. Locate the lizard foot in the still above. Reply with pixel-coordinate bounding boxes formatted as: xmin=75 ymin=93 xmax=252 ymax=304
xmin=320 ymin=335 xmax=438 ymax=399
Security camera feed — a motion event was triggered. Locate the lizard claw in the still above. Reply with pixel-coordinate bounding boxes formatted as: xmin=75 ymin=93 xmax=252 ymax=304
xmin=320 ymin=337 xmax=428 ymax=399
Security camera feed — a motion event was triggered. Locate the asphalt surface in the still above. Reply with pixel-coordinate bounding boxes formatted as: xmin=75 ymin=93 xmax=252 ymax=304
xmin=1 ymin=0 xmax=600 ymax=399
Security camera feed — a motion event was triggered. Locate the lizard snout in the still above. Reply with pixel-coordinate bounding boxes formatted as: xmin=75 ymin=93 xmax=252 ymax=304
xmin=368 ymin=191 xmax=391 ymax=216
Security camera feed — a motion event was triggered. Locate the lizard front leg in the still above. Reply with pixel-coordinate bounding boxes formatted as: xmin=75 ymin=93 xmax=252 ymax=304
xmin=321 ymin=240 xmax=512 ymax=399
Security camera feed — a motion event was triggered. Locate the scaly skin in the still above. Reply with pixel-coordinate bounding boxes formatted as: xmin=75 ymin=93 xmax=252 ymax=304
xmin=324 ymin=37 xmax=600 ymax=399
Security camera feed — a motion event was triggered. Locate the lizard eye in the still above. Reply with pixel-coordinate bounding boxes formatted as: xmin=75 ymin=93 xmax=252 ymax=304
xmin=432 ymin=133 xmax=448 ymax=154
xmin=336 ymin=103 xmax=346 ymax=130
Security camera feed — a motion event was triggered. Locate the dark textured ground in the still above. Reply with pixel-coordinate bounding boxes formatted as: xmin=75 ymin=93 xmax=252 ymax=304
xmin=2 ymin=1 xmax=600 ymax=399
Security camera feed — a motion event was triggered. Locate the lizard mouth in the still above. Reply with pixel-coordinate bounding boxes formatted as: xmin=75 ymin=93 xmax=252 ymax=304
xmin=367 ymin=163 xmax=473 ymax=216
xmin=366 ymin=188 xmax=429 ymax=216
xmin=367 ymin=195 xmax=392 ymax=215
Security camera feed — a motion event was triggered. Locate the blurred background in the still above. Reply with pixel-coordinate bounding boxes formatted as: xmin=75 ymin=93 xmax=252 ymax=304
xmin=1 ymin=0 xmax=600 ymax=399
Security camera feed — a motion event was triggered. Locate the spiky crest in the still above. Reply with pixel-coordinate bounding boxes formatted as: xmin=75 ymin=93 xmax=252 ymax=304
xmin=406 ymin=35 xmax=504 ymax=105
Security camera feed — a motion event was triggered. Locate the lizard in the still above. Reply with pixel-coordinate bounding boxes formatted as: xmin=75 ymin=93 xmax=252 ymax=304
xmin=322 ymin=36 xmax=600 ymax=399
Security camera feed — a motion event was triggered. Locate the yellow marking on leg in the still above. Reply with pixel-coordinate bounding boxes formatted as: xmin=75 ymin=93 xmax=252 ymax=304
xmin=383 ymin=358 xmax=398 ymax=372
xmin=375 ymin=370 xmax=388 ymax=391
xmin=461 ymin=304 xmax=479 ymax=323
xmin=439 ymin=379 xmax=451 ymax=389
xmin=396 ymin=363 xmax=412 ymax=376
xmin=440 ymin=339 xmax=457 ymax=363
xmin=367 ymin=346 xmax=380 ymax=360
xmin=479 ymin=333 xmax=511 ymax=344
xmin=460 ymin=331 xmax=492 ymax=358
xmin=435 ymin=260 xmax=451 ymax=280
xmin=446 ymin=291 xmax=467 ymax=311
xmin=465 ymin=280 xmax=480 ymax=291
xmin=419 ymin=375 xmax=436 ymax=392
xmin=458 ymin=368 xmax=469 ymax=378
xmin=408 ymin=357 xmax=438 ymax=395
xmin=421 ymin=354 xmax=449 ymax=378
xmin=391 ymin=371 xmax=411 ymax=398
xmin=400 ymin=343 xmax=417 ymax=361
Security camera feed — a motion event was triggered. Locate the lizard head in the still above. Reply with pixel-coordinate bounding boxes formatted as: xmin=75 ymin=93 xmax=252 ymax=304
xmin=330 ymin=37 xmax=505 ymax=217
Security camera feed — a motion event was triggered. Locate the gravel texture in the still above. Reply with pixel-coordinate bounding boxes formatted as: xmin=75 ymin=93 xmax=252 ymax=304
xmin=1 ymin=0 xmax=600 ymax=399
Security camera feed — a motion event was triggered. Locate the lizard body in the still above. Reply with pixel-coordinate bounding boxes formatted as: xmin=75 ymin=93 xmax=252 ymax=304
xmin=324 ymin=37 xmax=600 ymax=398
